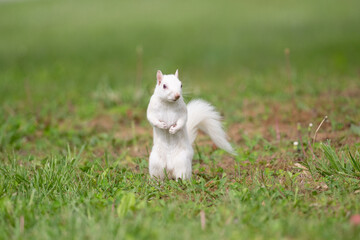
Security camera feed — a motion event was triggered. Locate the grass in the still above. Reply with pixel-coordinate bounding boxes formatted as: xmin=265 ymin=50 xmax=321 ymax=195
xmin=1 ymin=0 xmax=360 ymax=239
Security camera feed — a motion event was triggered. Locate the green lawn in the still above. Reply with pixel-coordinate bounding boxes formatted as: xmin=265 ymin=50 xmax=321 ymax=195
xmin=1 ymin=0 xmax=360 ymax=239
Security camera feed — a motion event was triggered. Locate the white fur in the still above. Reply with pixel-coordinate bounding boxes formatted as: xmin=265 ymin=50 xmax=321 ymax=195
xmin=147 ymin=70 xmax=236 ymax=180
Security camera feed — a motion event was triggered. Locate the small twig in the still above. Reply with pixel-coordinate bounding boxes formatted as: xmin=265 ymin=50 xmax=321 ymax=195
xmin=312 ymin=116 xmax=328 ymax=145
xmin=307 ymin=138 xmax=316 ymax=160
xmin=200 ymin=210 xmax=206 ymax=230
xmin=19 ymin=216 xmax=24 ymax=234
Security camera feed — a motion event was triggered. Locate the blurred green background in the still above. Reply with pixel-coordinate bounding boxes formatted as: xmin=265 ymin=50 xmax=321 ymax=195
xmin=1 ymin=0 xmax=359 ymax=105
xmin=1 ymin=1 xmax=360 ymax=239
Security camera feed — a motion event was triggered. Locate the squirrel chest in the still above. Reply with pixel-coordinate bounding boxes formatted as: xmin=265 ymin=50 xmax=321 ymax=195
xmin=154 ymin=102 xmax=187 ymax=127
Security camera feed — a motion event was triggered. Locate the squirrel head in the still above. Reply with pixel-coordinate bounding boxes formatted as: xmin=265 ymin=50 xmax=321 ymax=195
xmin=154 ymin=70 xmax=183 ymax=103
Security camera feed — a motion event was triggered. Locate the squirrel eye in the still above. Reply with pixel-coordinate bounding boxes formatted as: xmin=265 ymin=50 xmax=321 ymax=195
xmin=163 ymin=84 xmax=167 ymax=89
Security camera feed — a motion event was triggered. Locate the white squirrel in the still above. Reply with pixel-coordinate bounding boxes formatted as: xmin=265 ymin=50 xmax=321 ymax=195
xmin=147 ymin=70 xmax=236 ymax=180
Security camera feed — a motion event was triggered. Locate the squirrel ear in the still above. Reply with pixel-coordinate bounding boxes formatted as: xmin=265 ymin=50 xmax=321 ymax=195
xmin=175 ymin=69 xmax=179 ymax=78
xmin=157 ymin=70 xmax=163 ymax=85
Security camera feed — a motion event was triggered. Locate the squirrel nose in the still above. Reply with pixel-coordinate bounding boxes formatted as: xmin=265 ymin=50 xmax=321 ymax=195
xmin=174 ymin=93 xmax=180 ymax=100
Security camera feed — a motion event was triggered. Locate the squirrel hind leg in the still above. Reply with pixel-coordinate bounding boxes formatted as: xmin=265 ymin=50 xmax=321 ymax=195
xmin=149 ymin=150 xmax=166 ymax=180
xmin=171 ymin=151 xmax=193 ymax=180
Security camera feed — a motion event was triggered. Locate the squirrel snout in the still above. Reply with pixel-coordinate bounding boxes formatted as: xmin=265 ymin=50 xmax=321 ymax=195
xmin=174 ymin=93 xmax=180 ymax=100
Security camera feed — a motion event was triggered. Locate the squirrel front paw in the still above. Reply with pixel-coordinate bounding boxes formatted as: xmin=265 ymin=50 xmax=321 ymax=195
xmin=169 ymin=125 xmax=178 ymax=134
xmin=157 ymin=121 xmax=168 ymax=129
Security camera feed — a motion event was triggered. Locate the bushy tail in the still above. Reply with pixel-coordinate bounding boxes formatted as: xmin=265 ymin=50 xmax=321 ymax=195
xmin=186 ymin=99 xmax=236 ymax=155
